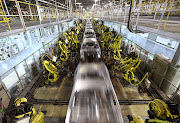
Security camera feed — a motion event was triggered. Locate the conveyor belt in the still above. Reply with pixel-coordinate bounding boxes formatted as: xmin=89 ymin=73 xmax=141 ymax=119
xmin=29 ymin=99 xmax=152 ymax=105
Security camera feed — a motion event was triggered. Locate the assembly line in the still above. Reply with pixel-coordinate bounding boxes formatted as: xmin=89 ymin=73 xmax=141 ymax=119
xmin=0 ymin=18 xmax=179 ymax=123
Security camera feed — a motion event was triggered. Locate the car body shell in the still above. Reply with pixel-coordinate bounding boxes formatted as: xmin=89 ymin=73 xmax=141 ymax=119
xmin=80 ymin=38 xmax=101 ymax=60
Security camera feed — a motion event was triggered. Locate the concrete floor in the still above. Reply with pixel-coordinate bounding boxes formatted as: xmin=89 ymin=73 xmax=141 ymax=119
xmin=138 ymin=22 xmax=180 ymax=33
xmin=33 ymin=76 xmax=73 ymax=100
xmin=32 ymin=71 xmax=151 ymax=123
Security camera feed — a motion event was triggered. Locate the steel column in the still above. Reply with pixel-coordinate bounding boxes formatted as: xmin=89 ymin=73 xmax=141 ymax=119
xmin=28 ymin=4 xmax=34 ymax=20
xmin=135 ymin=0 xmax=142 ymax=29
xmin=2 ymin=0 xmax=10 ymax=15
xmin=171 ymin=43 xmax=180 ymax=67
xmin=154 ymin=0 xmax=159 ymax=20
xmin=48 ymin=8 xmax=51 ymax=23
xmin=35 ymin=0 xmax=42 ymax=24
xmin=158 ymin=0 xmax=168 ymax=29
xmin=15 ymin=0 xmax=26 ymax=32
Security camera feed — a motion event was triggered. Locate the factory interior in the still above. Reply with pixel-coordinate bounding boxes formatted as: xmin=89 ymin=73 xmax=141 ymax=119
xmin=0 ymin=0 xmax=180 ymax=123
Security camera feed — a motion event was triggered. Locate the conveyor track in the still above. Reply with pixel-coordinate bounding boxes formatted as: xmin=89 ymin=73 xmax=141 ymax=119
xmin=29 ymin=99 xmax=152 ymax=105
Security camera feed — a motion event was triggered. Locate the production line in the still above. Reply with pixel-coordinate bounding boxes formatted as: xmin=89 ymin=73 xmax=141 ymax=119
xmin=0 ymin=0 xmax=180 ymax=122
xmin=0 ymin=19 xmax=179 ymax=123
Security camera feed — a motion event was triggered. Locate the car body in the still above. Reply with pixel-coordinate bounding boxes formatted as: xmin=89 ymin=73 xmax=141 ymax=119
xmin=65 ymin=62 xmax=123 ymax=123
xmin=80 ymin=38 xmax=101 ymax=60
xmin=84 ymin=29 xmax=96 ymax=38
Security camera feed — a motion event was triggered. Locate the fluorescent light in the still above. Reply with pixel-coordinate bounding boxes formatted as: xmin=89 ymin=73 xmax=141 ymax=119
xmin=75 ymin=3 xmax=81 ymax=4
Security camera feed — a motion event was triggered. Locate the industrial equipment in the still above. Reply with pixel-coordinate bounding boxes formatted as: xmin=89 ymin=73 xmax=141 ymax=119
xmin=127 ymin=115 xmax=145 ymax=123
xmin=80 ymin=38 xmax=101 ymax=60
xmin=41 ymin=53 xmax=59 ymax=84
xmin=147 ymin=99 xmax=180 ymax=123
xmin=66 ymin=62 xmax=124 ymax=123
xmin=84 ymin=29 xmax=96 ymax=38
xmin=3 ymin=98 xmax=45 ymax=123
xmin=59 ymin=40 xmax=70 ymax=62
xmin=65 ymin=19 xmax=124 ymax=123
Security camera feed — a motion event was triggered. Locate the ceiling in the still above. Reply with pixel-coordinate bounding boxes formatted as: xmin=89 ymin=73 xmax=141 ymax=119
xmin=72 ymin=0 xmax=119 ymax=10
xmin=6 ymin=0 xmax=122 ymax=11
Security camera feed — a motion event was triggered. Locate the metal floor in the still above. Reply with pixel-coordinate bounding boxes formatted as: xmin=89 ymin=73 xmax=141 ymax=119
xmin=111 ymin=17 xmax=180 ymax=33
xmin=0 ymin=18 xmax=66 ymax=33
xmin=31 ymin=71 xmax=152 ymax=123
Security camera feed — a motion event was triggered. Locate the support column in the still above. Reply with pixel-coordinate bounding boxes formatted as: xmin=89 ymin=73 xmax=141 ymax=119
xmin=3 ymin=0 xmax=10 ymax=15
xmin=35 ymin=0 xmax=42 ymax=24
xmin=148 ymin=0 xmax=152 ymax=14
xmin=158 ymin=0 xmax=168 ymax=29
xmin=48 ymin=8 xmax=51 ymax=23
xmin=171 ymin=44 xmax=180 ymax=67
xmin=69 ymin=0 xmax=72 ymax=18
xmin=15 ymin=0 xmax=26 ymax=32
xmin=28 ymin=4 xmax=34 ymax=20
xmin=124 ymin=4 xmax=127 ymax=23
xmin=154 ymin=0 xmax=159 ymax=20
xmin=55 ymin=0 xmax=59 ymax=22
xmin=135 ymin=0 xmax=142 ymax=29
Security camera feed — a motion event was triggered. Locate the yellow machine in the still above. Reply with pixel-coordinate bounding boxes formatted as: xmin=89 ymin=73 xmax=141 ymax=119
xmin=127 ymin=99 xmax=180 ymax=123
xmin=74 ymin=19 xmax=85 ymax=35
xmin=64 ymin=27 xmax=80 ymax=49
xmin=148 ymin=99 xmax=179 ymax=123
xmin=43 ymin=60 xmax=59 ymax=83
xmin=59 ymin=40 xmax=70 ymax=62
xmin=14 ymin=98 xmax=36 ymax=119
xmin=71 ymin=31 xmax=79 ymax=48
xmin=128 ymin=115 xmax=145 ymax=123
xmin=101 ymin=29 xmax=113 ymax=48
xmin=30 ymin=112 xmax=45 ymax=123
xmin=108 ymin=33 xmax=122 ymax=60
xmin=64 ymin=31 xmax=71 ymax=47
xmin=13 ymin=98 xmax=45 ymax=123
xmin=41 ymin=53 xmax=59 ymax=84
xmin=75 ymin=23 xmax=81 ymax=34
xmin=121 ymin=54 xmax=148 ymax=86
xmin=98 ymin=23 xmax=148 ymax=86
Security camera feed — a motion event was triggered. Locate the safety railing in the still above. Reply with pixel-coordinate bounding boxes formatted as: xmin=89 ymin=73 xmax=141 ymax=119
xmin=93 ymin=0 xmax=180 ymax=33
xmin=0 ymin=19 xmax=72 ymax=63
xmin=121 ymin=32 xmax=180 ymax=97
xmin=103 ymin=20 xmax=179 ymax=61
xmin=100 ymin=19 xmax=180 ymax=96
xmin=0 ymin=18 xmax=74 ymax=96
xmin=0 ymin=35 xmax=59 ymax=96
xmin=0 ymin=0 xmax=71 ymax=33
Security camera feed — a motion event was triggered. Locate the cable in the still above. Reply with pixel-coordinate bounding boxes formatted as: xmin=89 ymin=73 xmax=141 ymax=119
xmin=1 ymin=102 xmax=3 ymax=113
xmin=129 ymin=72 xmax=148 ymax=86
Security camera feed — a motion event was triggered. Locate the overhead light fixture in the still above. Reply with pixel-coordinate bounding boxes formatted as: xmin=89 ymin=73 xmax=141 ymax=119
xmin=75 ymin=3 xmax=81 ymax=4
